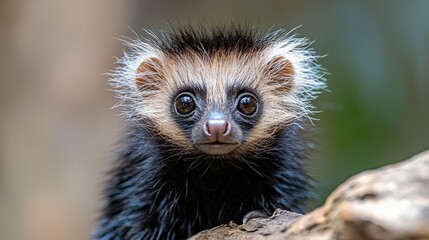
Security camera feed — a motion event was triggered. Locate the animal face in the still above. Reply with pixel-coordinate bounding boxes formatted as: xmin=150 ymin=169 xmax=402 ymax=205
xmin=109 ymin=27 xmax=326 ymax=155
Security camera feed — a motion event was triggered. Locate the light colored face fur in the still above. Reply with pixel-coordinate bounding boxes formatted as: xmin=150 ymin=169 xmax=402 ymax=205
xmin=110 ymin=31 xmax=326 ymax=154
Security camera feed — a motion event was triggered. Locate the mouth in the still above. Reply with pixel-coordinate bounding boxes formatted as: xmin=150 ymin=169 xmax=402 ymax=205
xmin=195 ymin=141 xmax=239 ymax=155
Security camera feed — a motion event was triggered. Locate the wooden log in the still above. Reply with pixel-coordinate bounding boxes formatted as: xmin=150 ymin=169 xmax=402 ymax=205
xmin=190 ymin=150 xmax=429 ymax=240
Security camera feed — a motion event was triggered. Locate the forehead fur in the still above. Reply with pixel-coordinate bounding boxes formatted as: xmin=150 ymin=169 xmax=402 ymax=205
xmin=110 ymin=25 xmax=326 ymax=152
xmin=159 ymin=25 xmax=266 ymax=56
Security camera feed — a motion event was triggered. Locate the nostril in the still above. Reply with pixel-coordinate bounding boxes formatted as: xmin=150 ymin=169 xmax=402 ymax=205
xmin=223 ymin=121 xmax=231 ymax=136
xmin=203 ymin=122 xmax=211 ymax=136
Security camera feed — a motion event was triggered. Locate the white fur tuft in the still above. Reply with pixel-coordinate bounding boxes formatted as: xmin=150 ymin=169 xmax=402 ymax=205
xmin=264 ymin=30 xmax=327 ymax=123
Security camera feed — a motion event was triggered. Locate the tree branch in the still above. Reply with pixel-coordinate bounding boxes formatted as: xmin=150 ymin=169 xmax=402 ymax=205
xmin=190 ymin=150 xmax=429 ymax=240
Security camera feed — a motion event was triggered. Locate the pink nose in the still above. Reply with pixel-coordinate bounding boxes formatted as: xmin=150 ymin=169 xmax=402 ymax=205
xmin=204 ymin=119 xmax=231 ymax=139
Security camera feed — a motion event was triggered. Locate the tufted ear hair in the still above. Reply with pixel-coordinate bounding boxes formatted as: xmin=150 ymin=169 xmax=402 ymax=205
xmin=266 ymin=56 xmax=295 ymax=93
xmin=135 ymin=57 xmax=163 ymax=92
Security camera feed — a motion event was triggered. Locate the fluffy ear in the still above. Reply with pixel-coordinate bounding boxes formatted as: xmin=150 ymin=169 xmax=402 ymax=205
xmin=266 ymin=56 xmax=295 ymax=92
xmin=135 ymin=57 xmax=163 ymax=92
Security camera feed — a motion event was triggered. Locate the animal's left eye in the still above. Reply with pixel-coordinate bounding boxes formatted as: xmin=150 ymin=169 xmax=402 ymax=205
xmin=237 ymin=94 xmax=258 ymax=116
xmin=175 ymin=92 xmax=196 ymax=116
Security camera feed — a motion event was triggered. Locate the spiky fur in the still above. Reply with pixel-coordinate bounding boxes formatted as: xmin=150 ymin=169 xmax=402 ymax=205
xmin=94 ymin=25 xmax=326 ymax=240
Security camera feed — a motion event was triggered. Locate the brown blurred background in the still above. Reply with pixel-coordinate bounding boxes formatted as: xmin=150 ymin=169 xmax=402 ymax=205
xmin=1 ymin=1 xmax=428 ymax=239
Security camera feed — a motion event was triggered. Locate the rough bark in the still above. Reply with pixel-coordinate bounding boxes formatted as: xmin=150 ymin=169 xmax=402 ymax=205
xmin=189 ymin=150 xmax=429 ymax=240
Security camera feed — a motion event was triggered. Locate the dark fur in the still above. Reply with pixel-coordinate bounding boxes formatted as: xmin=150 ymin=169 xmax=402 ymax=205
xmin=93 ymin=121 xmax=312 ymax=240
xmin=159 ymin=24 xmax=270 ymax=56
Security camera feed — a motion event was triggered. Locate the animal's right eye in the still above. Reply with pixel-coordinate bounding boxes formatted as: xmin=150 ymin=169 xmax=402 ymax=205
xmin=237 ymin=93 xmax=258 ymax=116
xmin=175 ymin=93 xmax=196 ymax=116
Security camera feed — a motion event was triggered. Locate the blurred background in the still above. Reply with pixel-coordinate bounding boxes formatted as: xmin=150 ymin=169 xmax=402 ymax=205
xmin=1 ymin=0 xmax=428 ymax=239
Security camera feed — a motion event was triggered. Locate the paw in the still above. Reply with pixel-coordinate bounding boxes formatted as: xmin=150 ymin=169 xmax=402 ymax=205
xmin=242 ymin=210 xmax=270 ymax=224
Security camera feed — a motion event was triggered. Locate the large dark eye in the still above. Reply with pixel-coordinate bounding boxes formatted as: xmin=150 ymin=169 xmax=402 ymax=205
xmin=237 ymin=94 xmax=258 ymax=115
xmin=175 ymin=93 xmax=196 ymax=116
